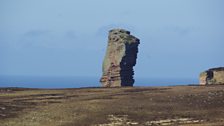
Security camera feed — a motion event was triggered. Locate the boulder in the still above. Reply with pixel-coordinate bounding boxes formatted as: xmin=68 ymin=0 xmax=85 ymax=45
xmin=199 ymin=67 xmax=224 ymax=85
xmin=100 ymin=29 xmax=140 ymax=87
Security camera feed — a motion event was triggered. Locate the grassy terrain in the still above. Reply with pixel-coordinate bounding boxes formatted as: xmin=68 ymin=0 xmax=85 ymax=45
xmin=0 ymin=85 xmax=224 ymax=126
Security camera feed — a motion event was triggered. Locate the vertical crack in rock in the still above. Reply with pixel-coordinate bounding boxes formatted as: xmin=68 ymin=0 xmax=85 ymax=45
xmin=100 ymin=29 xmax=140 ymax=87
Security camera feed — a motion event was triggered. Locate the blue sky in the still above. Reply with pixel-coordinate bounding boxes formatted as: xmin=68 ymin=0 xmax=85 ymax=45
xmin=0 ymin=0 xmax=224 ymax=80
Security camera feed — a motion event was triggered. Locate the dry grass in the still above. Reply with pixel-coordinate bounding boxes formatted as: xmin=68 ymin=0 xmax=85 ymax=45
xmin=0 ymin=85 xmax=224 ymax=126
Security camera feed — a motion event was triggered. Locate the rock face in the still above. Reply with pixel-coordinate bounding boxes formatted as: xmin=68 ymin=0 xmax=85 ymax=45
xmin=199 ymin=67 xmax=224 ymax=85
xmin=100 ymin=29 xmax=140 ymax=87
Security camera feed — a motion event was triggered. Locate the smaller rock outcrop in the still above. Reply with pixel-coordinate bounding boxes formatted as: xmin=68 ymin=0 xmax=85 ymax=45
xmin=199 ymin=67 xmax=224 ymax=85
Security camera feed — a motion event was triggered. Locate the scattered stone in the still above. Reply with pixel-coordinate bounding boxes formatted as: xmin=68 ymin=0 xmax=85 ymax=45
xmin=96 ymin=115 xmax=138 ymax=126
xmin=0 ymin=88 xmax=13 ymax=93
xmin=96 ymin=115 xmax=204 ymax=126
xmin=100 ymin=29 xmax=140 ymax=87
xmin=0 ymin=107 xmax=6 ymax=110
xmin=145 ymin=118 xmax=203 ymax=126
xmin=200 ymin=67 xmax=224 ymax=85
xmin=0 ymin=114 xmax=6 ymax=117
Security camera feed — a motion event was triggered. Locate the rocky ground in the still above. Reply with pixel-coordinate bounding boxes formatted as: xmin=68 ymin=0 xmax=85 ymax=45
xmin=0 ymin=85 xmax=224 ymax=126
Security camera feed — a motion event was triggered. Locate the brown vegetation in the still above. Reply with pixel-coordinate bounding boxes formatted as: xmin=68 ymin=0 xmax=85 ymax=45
xmin=0 ymin=85 xmax=224 ymax=126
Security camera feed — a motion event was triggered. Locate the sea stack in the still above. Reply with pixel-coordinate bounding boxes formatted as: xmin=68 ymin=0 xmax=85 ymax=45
xmin=100 ymin=29 xmax=140 ymax=87
xmin=199 ymin=67 xmax=224 ymax=85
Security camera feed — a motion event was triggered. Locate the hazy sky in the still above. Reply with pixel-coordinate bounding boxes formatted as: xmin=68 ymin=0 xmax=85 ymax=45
xmin=0 ymin=0 xmax=224 ymax=79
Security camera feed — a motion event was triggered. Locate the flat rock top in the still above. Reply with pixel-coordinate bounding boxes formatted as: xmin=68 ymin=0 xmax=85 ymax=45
xmin=109 ymin=29 xmax=140 ymax=44
xmin=109 ymin=29 xmax=130 ymax=35
xmin=208 ymin=67 xmax=224 ymax=72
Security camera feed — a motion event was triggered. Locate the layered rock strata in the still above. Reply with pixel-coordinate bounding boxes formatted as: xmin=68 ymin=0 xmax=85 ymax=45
xmin=100 ymin=29 xmax=140 ymax=87
xmin=199 ymin=67 xmax=224 ymax=85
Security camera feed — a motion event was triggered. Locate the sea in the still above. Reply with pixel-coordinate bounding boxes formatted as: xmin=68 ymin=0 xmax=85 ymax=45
xmin=0 ymin=75 xmax=198 ymax=88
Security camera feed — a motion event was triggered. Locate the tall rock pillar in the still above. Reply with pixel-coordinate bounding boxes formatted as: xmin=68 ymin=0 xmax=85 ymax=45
xmin=100 ymin=29 xmax=140 ymax=87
